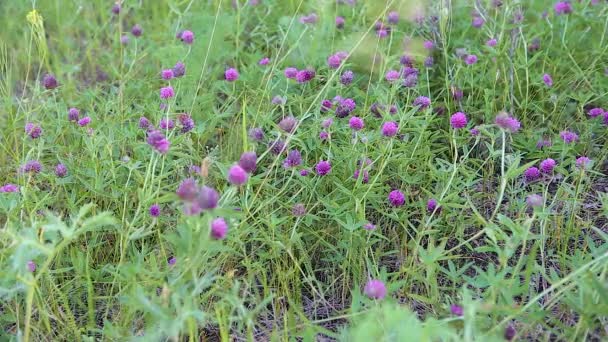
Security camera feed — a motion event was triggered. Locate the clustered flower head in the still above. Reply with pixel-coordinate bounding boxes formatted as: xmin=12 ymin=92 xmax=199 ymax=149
xmin=543 ymin=74 xmax=553 ymax=87
xmin=540 ymin=158 xmax=556 ymax=173
xmin=364 ymin=279 xmax=387 ymax=299
xmin=575 ymin=156 xmax=591 ymax=169
xmin=160 ymin=86 xmax=174 ymax=99
xmin=464 ymin=54 xmax=478 ymax=65
xmin=588 ymin=107 xmax=604 ymax=118
xmin=292 ymin=203 xmax=306 ymax=217
xmin=559 ymin=130 xmax=578 ymax=144
xmin=427 ymin=198 xmax=441 ymax=213
xmin=225 ymin=68 xmax=239 ymax=81
xmin=25 ymin=123 xmax=42 ymax=139
xmin=349 ymin=116 xmax=364 ymax=131
xmin=316 ymin=160 xmax=331 ymax=176
xmin=340 ymin=70 xmax=354 ymax=85
xmin=42 ymin=74 xmax=58 ymax=89
xmin=22 ymin=160 xmax=42 ymax=174
xmin=149 ymin=204 xmax=160 ymax=217
xmin=299 ymin=13 xmax=318 ymax=24
xmin=353 ymin=168 xmax=369 ymax=183
xmin=335 ymin=98 xmax=356 ymax=118
xmin=278 ymin=116 xmax=297 ymax=133
xmin=382 ymin=121 xmax=398 ymax=137
xmin=283 ymin=149 xmax=302 ymax=168
xmin=450 ymin=304 xmax=464 ymax=316
xmin=173 ymin=62 xmax=186 ymax=77
xmin=524 ymin=167 xmax=541 ymax=182
xmin=227 ymin=164 xmax=248 ymax=185
xmin=0 ymin=184 xmax=19 ymax=193
xmin=526 ymin=194 xmax=544 ymax=208
xmin=296 ymin=68 xmax=315 ymax=83
xmin=68 ymin=108 xmax=80 ymax=122
xmin=554 ymin=1 xmax=573 ymax=15
xmin=131 ymin=24 xmax=142 ymax=37
xmin=210 ymin=217 xmax=228 ymax=240
xmin=388 ymin=189 xmax=405 ymax=207
xmin=178 ymin=113 xmax=195 ymax=133
xmin=413 ymin=96 xmax=431 ymax=110
xmin=180 ymin=30 xmax=194 ymax=44
xmin=55 ymin=163 xmax=67 ymax=177
xmin=335 ymin=16 xmax=345 ymax=29
xmin=239 ymin=152 xmax=257 ymax=173
xmin=495 ymin=112 xmax=521 ymax=132
xmin=450 ymin=112 xmax=468 ymax=129
xmin=160 ymin=118 xmax=175 ymax=130
xmin=176 ymin=178 xmax=219 ymax=216
xmin=147 ymin=130 xmax=170 ymax=154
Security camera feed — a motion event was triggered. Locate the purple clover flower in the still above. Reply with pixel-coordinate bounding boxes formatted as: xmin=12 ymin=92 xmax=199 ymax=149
xmin=364 ymin=279 xmax=387 ymax=300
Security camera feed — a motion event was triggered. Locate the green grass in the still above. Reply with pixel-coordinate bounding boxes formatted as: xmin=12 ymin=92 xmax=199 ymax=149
xmin=1 ymin=0 xmax=608 ymax=340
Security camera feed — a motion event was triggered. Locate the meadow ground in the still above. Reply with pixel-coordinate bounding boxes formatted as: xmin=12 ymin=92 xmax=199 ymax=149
xmin=1 ymin=0 xmax=608 ymax=340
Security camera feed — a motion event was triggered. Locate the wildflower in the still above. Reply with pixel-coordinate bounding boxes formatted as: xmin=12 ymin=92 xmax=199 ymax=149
xmin=588 ymin=107 xmax=604 ymax=118
xmin=389 ymin=105 xmax=398 ymax=115
xmin=450 ymin=304 xmax=464 ymax=316
xmin=161 ymin=69 xmax=174 ymax=80
xmin=0 ymin=184 xmax=19 ymax=193
xmin=227 ymin=164 xmax=248 ymax=185
xmin=540 ymin=158 xmax=556 ymax=173
xmin=168 ymin=256 xmax=177 ymax=266
xmin=559 ymin=130 xmax=578 ymax=144
xmin=296 ymin=69 xmax=315 ymax=83
xmin=377 ymin=28 xmax=388 ymax=38
xmin=270 ymin=139 xmax=286 ymax=155
xmin=495 ymin=112 xmax=521 ymax=132
xmin=370 ymin=102 xmax=387 ymax=117
xmin=353 ymin=169 xmax=369 ymax=183
xmin=472 ymin=16 xmax=485 ymax=28
xmin=335 ymin=16 xmax=345 ymax=29
xmin=526 ymin=194 xmax=544 ymax=207
xmin=327 ymin=55 xmax=342 ymax=69
xmin=210 ymin=218 xmax=228 ymax=240
xmin=292 ymin=203 xmax=306 ymax=217
xmin=335 ymin=98 xmax=356 ymax=118
xmin=299 ymin=13 xmax=318 ymax=24
xmin=524 ymin=167 xmax=541 ymax=182
xmin=385 ymin=70 xmax=400 ymax=82
xmin=528 ymin=38 xmax=541 ymax=52
xmin=321 ymin=118 xmax=333 ymax=128
xmin=424 ymin=56 xmax=434 ymax=68
xmin=284 ymin=67 xmax=298 ymax=79
xmin=177 ymin=178 xmax=199 ymax=201
xmin=464 ymin=54 xmax=478 ymax=65
xmin=271 ymin=95 xmax=286 ymax=105
xmin=363 ymin=222 xmax=376 ymax=230
xmin=381 ymin=121 xmax=399 ymax=137
xmin=239 ymin=152 xmax=257 ymax=173
xmin=388 ymin=190 xmax=405 ymax=207
xmin=249 ymin=127 xmax=264 ymax=142
xmin=536 ymin=138 xmax=552 ymax=149
xmin=146 ymin=130 xmax=170 ymax=154
xmin=25 ymin=123 xmax=42 ymax=139
xmin=149 ymin=204 xmax=160 ymax=217
xmin=42 ymin=74 xmax=58 ymax=89
xmin=387 ymin=11 xmax=399 ymax=24
xmin=402 ymin=66 xmax=419 ymax=77
xmin=139 ymin=117 xmax=150 ymax=129
xmin=321 ymin=100 xmax=333 ymax=112
xmin=22 ymin=160 xmax=42 ymax=174
xmin=427 ymin=198 xmax=441 ymax=213
xmin=402 ymin=74 xmax=418 ymax=87
xmin=178 ymin=113 xmax=195 ymax=133
xmin=504 ymin=324 xmax=516 ymax=341
xmin=160 ymin=118 xmax=175 ymax=130
xmin=315 ymin=160 xmax=331 ymax=176
xmin=120 ymin=35 xmax=129 ymax=45
xmin=278 ymin=116 xmax=297 ymax=133
xmin=364 ymin=279 xmax=387 ymax=300
xmin=180 ymin=30 xmax=194 ymax=44
xmin=111 ymin=3 xmax=120 ymax=14
xmin=413 ymin=96 xmax=431 ymax=110
xmin=78 ymin=117 xmax=91 ymax=127
xmin=225 ymin=68 xmax=239 ymax=82
xmin=349 ymin=116 xmax=364 ymax=131
xmin=131 ymin=24 xmax=142 ymax=37
xmin=188 ymin=165 xmax=201 ymax=175
xmin=450 ymin=112 xmax=468 ymax=129
xmin=197 ymin=186 xmax=219 ymax=210
xmin=283 ymin=149 xmax=302 ymax=168
xmin=55 ymin=163 xmax=67 ymax=177
xmin=575 ymin=156 xmax=591 ymax=169
xmin=68 ymin=108 xmax=80 ymax=122
xmin=470 ymin=128 xmax=480 ymax=136
xmin=554 ymin=1 xmax=572 ymax=15
xmin=27 ymin=261 xmax=36 ymax=272
xmin=160 ymin=86 xmax=174 ymax=99
xmin=542 ymin=74 xmax=553 ymax=87
xmin=486 ymin=38 xmax=497 ymax=47
xmin=340 ymin=70 xmax=354 ymax=85
xmin=259 ymin=57 xmax=270 ymax=66
xmin=173 ymin=62 xmax=186 ymax=77
xmin=423 ymin=40 xmax=434 ymax=50
xmin=400 ymin=54 xmax=414 ymax=66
